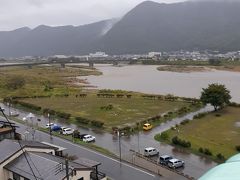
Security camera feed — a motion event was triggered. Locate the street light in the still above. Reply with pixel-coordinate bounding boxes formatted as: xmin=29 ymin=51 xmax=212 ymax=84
xmin=117 ymin=130 xmax=125 ymax=162
xmin=117 ymin=130 xmax=122 ymax=162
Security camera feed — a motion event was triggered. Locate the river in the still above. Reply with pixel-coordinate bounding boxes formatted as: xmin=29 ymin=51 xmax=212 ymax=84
xmin=84 ymin=64 xmax=240 ymax=103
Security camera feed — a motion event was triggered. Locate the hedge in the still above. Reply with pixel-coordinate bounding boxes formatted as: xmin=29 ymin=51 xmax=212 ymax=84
xmin=55 ymin=111 xmax=71 ymax=120
xmin=172 ymin=136 xmax=191 ymax=148
xmin=75 ymin=117 xmax=90 ymax=124
xmin=16 ymin=101 xmax=41 ymax=111
xmin=91 ymin=120 xmax=104 ymax=128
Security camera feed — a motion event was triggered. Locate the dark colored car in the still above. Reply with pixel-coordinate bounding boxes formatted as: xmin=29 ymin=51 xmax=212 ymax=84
xmin=51 ymin=125 xmax=62 ymax=131
xmin=159 ymin=155 xmax=173 ymax=165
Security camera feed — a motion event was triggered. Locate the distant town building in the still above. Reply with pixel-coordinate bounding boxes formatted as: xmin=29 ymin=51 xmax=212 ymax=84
xmin=148 ymin=52 xmax=162 ymax=58
xmin=89 ymin=52 xmax=108 ymax=58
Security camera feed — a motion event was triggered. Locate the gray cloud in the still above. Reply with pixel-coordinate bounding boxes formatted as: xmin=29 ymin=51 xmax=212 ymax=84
xmin=0 ymin=0 xmax=184 ymax=31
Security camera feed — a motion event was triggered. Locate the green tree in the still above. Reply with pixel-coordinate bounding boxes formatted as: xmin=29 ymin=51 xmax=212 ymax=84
xmin=200 ymin=83 xmax=231 ymax=111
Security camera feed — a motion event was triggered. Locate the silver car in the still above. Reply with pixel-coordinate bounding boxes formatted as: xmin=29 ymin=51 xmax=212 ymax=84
xmin=168 ymin=158 xmax=185 ymax=168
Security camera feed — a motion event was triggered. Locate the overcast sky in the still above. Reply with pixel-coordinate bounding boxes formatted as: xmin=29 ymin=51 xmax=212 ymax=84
xmin=0 ymin=0 xmax=185 ymax=31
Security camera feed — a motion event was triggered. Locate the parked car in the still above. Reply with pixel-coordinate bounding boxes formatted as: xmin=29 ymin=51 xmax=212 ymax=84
xmin=159 ymin=155 xmax=173 ymax=165
xmin=82 ymin=135 xmax=96 ymax=142
xmin=168 ymin=158 xmax=185 ymax=168
xmin=45 ymin=123 xmax=54 ymax=128
xmin=144 ymin=147 xmax=159 ymax=157
xmin=62 ymin=128 xmax=74 ymax=135
xmin=10 ymin=111 xmax=19 ymax=117
xmin=78 ymin=134 xmax=88 ymax=139
xmin=51 ymin=125 xmax=62 ymax=131
xmin=143 ymin=123 xmax=152 ymax=131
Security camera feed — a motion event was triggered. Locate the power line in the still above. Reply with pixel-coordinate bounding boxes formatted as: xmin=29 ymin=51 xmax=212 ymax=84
xmin=0 ymin=107 xmax=38 ymax=180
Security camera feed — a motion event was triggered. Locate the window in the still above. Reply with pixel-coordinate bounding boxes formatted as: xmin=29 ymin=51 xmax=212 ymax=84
xmin=12 ymin=173 xmax=20 ymax=180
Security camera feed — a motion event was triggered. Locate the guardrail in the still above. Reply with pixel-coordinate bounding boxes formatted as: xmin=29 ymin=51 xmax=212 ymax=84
xmin=129 ymin=149 xmax=195 ymax=180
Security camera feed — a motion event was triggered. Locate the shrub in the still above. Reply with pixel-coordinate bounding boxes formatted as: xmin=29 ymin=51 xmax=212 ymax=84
xmin=91 ymin=120 xmax=104 ymax=128
xmin=193 ymin=112 xmax=207 ymax=119
xmin=215 ymin=114 xmax=221 ymax=117
xmin=172 ymin=136 xmax=191 ymax=148
xmin=216 ymin=153 xmax=225 ymax=161
xmin=235 ymin=145 xmax=240 ymax=152
xmin=17 ymin=101 xmax=41 ymax=111
xmin=75 ymin=117 xmax=90 ymax=124
xmin=180 ymin=119 xmax=190 ymax=125
xmin=204 ymin=148 xmax=212 ymax=156
xmin=73 ymin=130 xmax=80 ymax=138
xmin=55 ymin=111 xmax=71 ymax=120
xmin=43 ymin=108 xmax=56 ymax=116
xmin=121 ymin=126 xmax=132 ymax=133
xmin=100 ymin=104 xmax=113 ymax=110
xmin=163 ymin=114 xmax=169 ymax=118
xmin=199 ymin=147 xmax=204 ymax=153
xmin=160 ymin=132 xmax=169 ymax=140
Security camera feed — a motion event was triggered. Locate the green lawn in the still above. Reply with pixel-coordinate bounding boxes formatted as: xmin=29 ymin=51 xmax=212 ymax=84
xmin=155 ymin=106 xmax=240 ymax=159
xmin=22 ymin=94 xmax=193 ymax=130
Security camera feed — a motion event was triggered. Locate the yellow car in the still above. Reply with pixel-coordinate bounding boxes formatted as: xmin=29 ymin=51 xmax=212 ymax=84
xmin=143 ymin=123 xmax=153 ymax=131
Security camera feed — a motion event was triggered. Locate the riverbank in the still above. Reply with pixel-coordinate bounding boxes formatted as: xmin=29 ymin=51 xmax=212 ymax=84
xmin=157 ymin=65 xmax=211 ymax=73
xmin=154 ymin=106 xmax=240 ymax=162
xmin=0 ymin=64 xmax=101 ymax=99
xmin=157 ymin=65 xmax=240 ymax=73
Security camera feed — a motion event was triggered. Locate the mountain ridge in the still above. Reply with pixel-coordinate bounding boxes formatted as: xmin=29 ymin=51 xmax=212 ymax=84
xmin=1 ymin=0 xmax=240 ymax=57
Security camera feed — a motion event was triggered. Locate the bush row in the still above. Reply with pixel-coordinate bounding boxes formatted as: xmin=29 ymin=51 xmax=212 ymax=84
xmin=229 ymin=102 xmax=240 ymax=107
xmin=75 ymin=117 xmax=104 ymax=128
xmin=12 ymin=100 xmax=42 ymax=111
xmin=97 ymin=93 xmax=132 ymax=98
xmin=199 ymin=147 xmax=212 ymax=156
xmin=43 ymin=108 xmax=71 ymax=119
xmin=198 ymin=147 xmax=225 ymax=161
xmin=172 ymin=136 xmax=191 ymax=148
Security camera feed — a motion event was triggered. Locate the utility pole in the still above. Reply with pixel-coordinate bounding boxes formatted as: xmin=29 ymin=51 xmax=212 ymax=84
xmin=48 ymin=113 xmax=52 ymax=138
xmin=65 ymin=159 xmax=69 ymax=180
xmin=118 ymin=130 xmax=122 ymax=162
xmin=7 ymin=102 xmax=10 ymax=116
xmin=137 ymin=122 xmax=140 ymax=153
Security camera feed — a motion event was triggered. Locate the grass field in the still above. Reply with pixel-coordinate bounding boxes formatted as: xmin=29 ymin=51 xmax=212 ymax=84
xmin=155 ymin=106 xmax=240 ymax=159
xmin=0 ymin=65 xmax=101 ymax=98
xmin=21 ymin=94 xmax=194 ymax=130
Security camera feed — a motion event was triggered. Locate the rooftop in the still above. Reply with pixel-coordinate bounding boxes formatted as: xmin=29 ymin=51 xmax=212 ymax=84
xmin=200 ymin=153 xmax=240 ymax=180
xmin=4 ymin=152 xmax=92 ymax=180
xmin=0 ymin=127 xmax=12 ymax=133
xmin=0 ymin=139 xmax=56 ymax=164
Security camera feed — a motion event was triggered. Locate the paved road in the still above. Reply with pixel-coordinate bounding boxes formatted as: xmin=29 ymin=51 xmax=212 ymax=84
xmin=1 ymin=116 xmax=161 ymax=180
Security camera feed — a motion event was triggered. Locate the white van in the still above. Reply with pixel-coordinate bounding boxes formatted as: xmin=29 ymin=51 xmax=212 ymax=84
xmin=62 ymin=128 xmax=74 ymax=135
xmin=144 ymin=147 xmax=159 ymax=157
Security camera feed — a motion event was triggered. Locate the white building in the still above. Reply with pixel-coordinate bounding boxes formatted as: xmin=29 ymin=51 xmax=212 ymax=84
xmin=148 ymin=52 xmax=162 ymax=58
xmin=89 ymin=52 xmax=108 ymax=58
